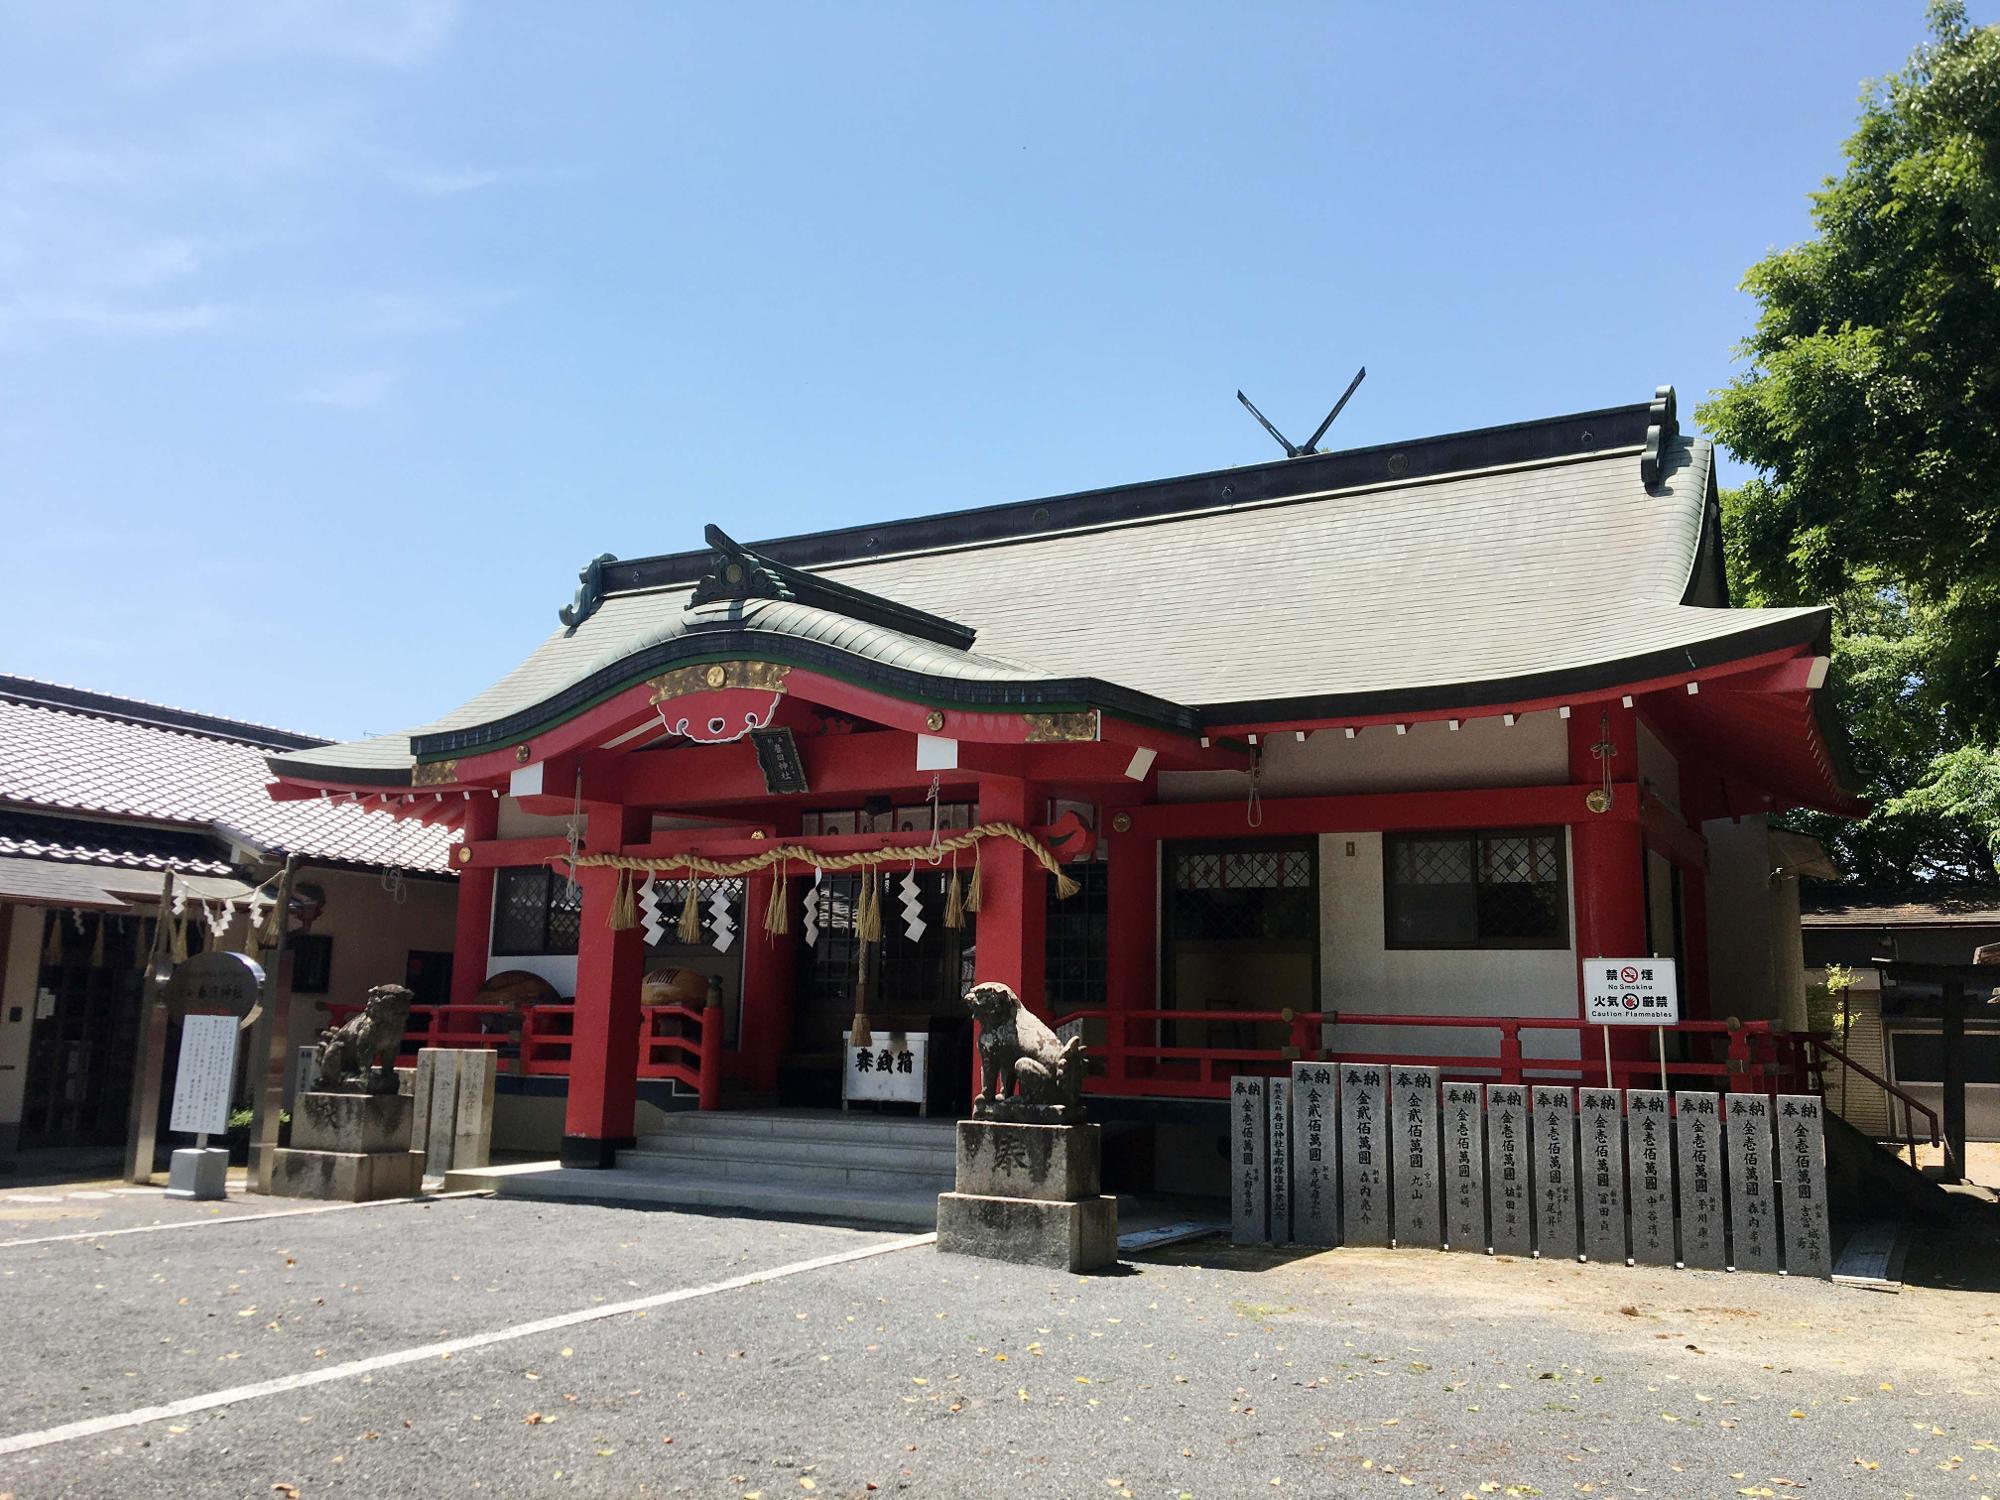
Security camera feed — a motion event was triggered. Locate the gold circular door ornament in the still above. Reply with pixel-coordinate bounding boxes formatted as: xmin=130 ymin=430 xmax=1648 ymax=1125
xmin=704 ymin=664 xmax=728 ymax=688
xmin=456 ymin=845 xmax=473 ymax=864
xmin=514 ymin=743 xmax=533 ymax=763
xmin=1584 ymin=788 xmax=1612 ymax=814
xmin=1110 ymin=811 xmax=1132 ymax=833
xmin=925 ymin=710 xmax=945 ymax=732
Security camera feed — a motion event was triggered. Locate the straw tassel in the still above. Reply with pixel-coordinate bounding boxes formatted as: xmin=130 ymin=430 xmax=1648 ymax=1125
xmin=963 ymin=845 xmax=983 ymax=913
xmin=763 ymin=862 xmax=789 ymax=938
xmin=607 ymin=870 xmax=638 ymax=931
xmin=257 ymin=895 xmax=282 ymax=950
xmin=170 ymin=914 xmax=189 ymax=964
xmin=677 ymin=877 xmax=702 ymax=943
xmin=1053 ymin=868 xmax=1081 ymax=900
xmin=943 ymin=865 xmax=965 ymax=929
xmin=857 ymin=868 xmax=883 ymax=943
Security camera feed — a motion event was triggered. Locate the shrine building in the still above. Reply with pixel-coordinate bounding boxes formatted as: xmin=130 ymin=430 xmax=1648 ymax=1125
xmin=264 ymin=386 xmax=1860 ymax=1196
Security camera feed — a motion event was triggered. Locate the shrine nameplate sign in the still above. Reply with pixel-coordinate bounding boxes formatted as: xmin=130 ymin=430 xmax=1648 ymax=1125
xmin=1578 ymin=1089 xmax=1627 ymax=1263
xmin=165 ymin=950 xmax=265 ymax=1021
xmin=1484 ymin=1085 xmax=1530 ymax=1255
xmin=1583 ymin=959 xmax=1680 ymax=1026
xmin=1673 ymin=1091 xmax=1726 ymax=1269
xmin=1267 ymin=1077 xmax=1292 ymax=1246
xmin=1441 ymin=1082 xmax=1485 ymax=1252
xmin=1230 ymin=1076 xmax=1268 ymax=1246
xmin=1776 ymin=1094 xmax=1832 ymax=1278
xmin=1625 ymin=1090 xmax=1675 ymax=1265
xmin=842 ymin=1031 xmax=928 ymax=1107
xmin=1289 ymin=1064 xmax=1337 ymax=1247
xmin=1725 ymin=1095 xmax=1779 ymax=1273
xmin=1530 ymin=1086 xmax=1579 ymax=1261
xmin=1339 ymin=1067 xmax=1388 ymax=1246
xmin=169 ymin=1013 xmax=238 ymax=1138
xmin=1390 ymin=1067 xmax=1439 ymax=1249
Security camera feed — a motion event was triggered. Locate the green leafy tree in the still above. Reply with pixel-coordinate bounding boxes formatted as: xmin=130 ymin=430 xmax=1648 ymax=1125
xmin=1701 ymin=2 xmax=2000 ymax=887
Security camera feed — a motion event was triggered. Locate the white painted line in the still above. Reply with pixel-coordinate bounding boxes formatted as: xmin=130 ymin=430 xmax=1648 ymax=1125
xmin=1 ymin=1195 xmax=65 ymax=1206
xmin=67 ymin=1191 xmax=113 ymax=1200
xmin=0 ymin=1230 xmax=934 ymax=1457
xmin=0 ymin=1190 xmax=493 ymax=1249
xmin=111 ymin=1187 xmax=167 ymax=1196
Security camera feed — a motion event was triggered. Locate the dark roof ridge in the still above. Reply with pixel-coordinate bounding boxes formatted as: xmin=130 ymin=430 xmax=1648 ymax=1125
xmin=588 ymin=390 xmax=1673 ymax=600
xmin=0 ymin=675 xmax=330 ymax=752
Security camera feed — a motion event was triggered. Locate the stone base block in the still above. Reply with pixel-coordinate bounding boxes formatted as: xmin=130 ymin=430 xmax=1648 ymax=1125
xmin=936 ymin=1192 xmax=1118 ymax=1273
xmin=269 ymin=1147 xmax=424 ymax=1202
xmin=955 ymin=1120 xmax=1101 ymax=1202
xmin=164 ymin=1147 xmax=229 ymax=1201
xmin=290 ymin=1092 xmax=414 ymax=1155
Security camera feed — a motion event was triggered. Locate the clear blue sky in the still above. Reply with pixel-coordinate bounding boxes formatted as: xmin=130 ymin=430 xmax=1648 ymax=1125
xmin=1 ymin=2 xmax=1965 ymax=741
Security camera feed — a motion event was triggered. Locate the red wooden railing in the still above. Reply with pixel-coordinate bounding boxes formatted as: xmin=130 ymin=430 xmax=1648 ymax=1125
xmin=325 ymin=1000 xmax=724 ymax=1111
xmin=1058 ymin=1007 xmax=1815 ymax=1100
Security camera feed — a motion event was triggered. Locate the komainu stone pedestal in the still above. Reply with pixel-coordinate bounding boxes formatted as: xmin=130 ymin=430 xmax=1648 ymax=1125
xmin=269 ymin=1092 xmax=423 ymax=1201
xmin=936 ymin=1120 xmax=1118 ymax=1273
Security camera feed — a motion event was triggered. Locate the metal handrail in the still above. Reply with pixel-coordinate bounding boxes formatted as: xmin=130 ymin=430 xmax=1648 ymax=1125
xmin=1807 ymin=1033 xmax=1940 ymax=1167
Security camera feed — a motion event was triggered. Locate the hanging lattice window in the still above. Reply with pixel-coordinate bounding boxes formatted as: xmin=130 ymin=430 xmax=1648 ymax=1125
xmin=1045 ymin=860 xmax=1109 ymax=1008
xmin=1166 ymin=842 xmax=1317 ymax=943
xmin=1384 ymin=829 xmax=1567 ymax=949
xmin=492 ymin=866 xmax=584 ymax=956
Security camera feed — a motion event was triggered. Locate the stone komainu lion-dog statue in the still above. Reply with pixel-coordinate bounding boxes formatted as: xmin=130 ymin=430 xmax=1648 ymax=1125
xmin=964 ymin=980 xmax=1086 ymax=1120
xmin=311 ymin=983 xmax=415 ymax=1094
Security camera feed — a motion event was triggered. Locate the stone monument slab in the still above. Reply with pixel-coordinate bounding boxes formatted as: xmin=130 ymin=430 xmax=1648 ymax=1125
xmin=1625 ymin=1089 xmax=1675 ymax=1266
xmin=1340 ymin=1067 xmax=1388 ymax=1246
xmin=1267 ymin=1077 xmax=1292 ymax=1245
xmin=1775 ymin=1094 xmax=1832 ymax=1278
xmin=1391 ymin=1067 xmax=1440 ymax=1249
xmin=1230 ymin=1075 xmax=1268 ymax=1246
xmin=1673 ymin=1090 xmax=1726 ymax=1269
xmin=1725 ymin=1094 xmax=1779 ymax=1273
xmin=1441 ymin=1082 xmax=1485 ymax=1252
xmin=1289 ymin=1063 xmax=1337 ymax=1247
xmin=1485 ymin=1084 xmax=1530 ymax=1255
xmin=955 ymin=1120 xmax=1101 ymax=1201
xmin=1530 ymin=1086 xmax=1579 ymax=1261
xmin=1578 ymin=1089 xmax=1627 ymax=1264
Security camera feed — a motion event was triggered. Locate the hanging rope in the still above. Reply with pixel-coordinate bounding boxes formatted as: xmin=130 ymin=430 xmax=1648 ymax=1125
xmin=763 ymin=857 xmax=790 ymax=939
xmin=574 ymin=819 xmax=1076 ymax=915
xmin=676 ymin=877 xmax=702 ymax=943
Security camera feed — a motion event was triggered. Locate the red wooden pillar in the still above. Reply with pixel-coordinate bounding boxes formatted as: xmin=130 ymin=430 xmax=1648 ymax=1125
xmin=737 ymin=867 xmax=795 ymax=1093
xmin=562 ymin=802 xmax=650 ymax=1167
xmin=1569 ymin=708 xmax=1648 ymax=1083
xmin=973 ymin=776 xmax=1047 ymax=1013
xmin=448 ymin=795 xmax=499 ymax=1006
xmin=1104 ymin=822 xmax=1159 ymax=1085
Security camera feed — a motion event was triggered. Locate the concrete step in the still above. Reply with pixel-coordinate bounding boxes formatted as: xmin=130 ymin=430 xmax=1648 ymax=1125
xmin=490 ymin=1165 xmax=943 ymax=1230
xmin=641 ymin=1110 xmax=955 ymax=1148
xmin=632 ymin=1144 xmax=960 ymax=1184
xmin=619 ymin=1147 xmax=953 ymax=1193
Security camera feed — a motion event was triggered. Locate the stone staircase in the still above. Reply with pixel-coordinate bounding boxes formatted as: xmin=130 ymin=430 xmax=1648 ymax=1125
xmin=482 ymin=1110 xmax=957 ymax=1228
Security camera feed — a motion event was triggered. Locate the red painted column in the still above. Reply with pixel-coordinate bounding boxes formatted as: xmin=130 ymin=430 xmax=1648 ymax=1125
xmin=973 ymin=776 xmax=1047 ymax=1015
xmin=448 ymin=795 xmax=499 ymax=1006
xmin=737 ymin=866 xmax=795 ymax=1093
xmin=1569 ymin=708 xmax=1648 ymax=1083
xmin=562 ymin=802 xmax=651 ymax=1167
xmin=1104 ymin=823 xmax=1159 ymax=1085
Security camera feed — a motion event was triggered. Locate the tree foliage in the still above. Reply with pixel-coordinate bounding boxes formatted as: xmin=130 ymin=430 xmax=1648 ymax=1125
xmin=1701 ymin=2 xmax=2000 ymax=887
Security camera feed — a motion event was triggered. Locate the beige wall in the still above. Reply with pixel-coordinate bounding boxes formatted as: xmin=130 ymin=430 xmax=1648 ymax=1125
xmin=0 ymin=904 xmax=43 ymax=1146
xmin=1702 ymin=814 xmax=1809 ymax=1028
xmin=1315 ymin=831 xmax=1581 ymax=1060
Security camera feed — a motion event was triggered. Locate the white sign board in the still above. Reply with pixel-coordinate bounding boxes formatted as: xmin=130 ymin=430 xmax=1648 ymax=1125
xmin=169 ymin=1014 xmax=239 ymax=1137
xmin=1584 ymin=958 xmax=1679 ymax=1026
xmin=841 ymin=1030 xmax=928 ymax=1105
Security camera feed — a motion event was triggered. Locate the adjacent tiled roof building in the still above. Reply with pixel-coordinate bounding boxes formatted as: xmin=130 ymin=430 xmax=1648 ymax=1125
xmin=0 ymin=677 xmax=454 ymax=904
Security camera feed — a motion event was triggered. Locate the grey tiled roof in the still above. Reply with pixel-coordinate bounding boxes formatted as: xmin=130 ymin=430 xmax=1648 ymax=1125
xmin=0 ymin=689 xmax=453 ymax=873
xmin=274 ymin=434 xmax=1825 ymax=780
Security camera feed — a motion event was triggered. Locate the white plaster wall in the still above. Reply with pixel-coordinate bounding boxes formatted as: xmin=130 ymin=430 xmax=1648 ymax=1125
xmin=0 ymin=905 xmax=44 ymax=1138
xmin=1158 ymin=713 xmax=1569 ymax=803
xmin=1636 ymin=720 xmax=1681 ymax=815
xmin=1703 ymin=815 xmax=1785 ymax=1024
xmin=1317 ymin=832 xmax=1581 ymax=1061
xmin=497 ymin=799 xmax=573 ymax=839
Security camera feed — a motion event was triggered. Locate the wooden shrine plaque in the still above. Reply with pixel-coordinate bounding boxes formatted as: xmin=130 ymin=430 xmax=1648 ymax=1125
xmin=1229 ymin=1076 xmax=1268 ymax=1246
xmin=1673 ymin=1091 xmax=1727 ymax=1270
xmin=1339 ymin=1066 xmax=1388 ymax=1246
xmin=1267 ymin=1077 xmax=1292 ymax=1246
xmin=1289 ymin=1064 xmax=1338 ymax=1248
xmin=1725 ymin=1095 xmax=1779 ymax=1273
xmin=1776 ymin=1094 xmax=1833 ymax=1278
xmin=1625 ymin=1090 xmax=1676 ymax=1266
xmin=1530 ymin=1086 xmax=1579 ymax=1261
xmin=1441 ymin=1082 xmax=1486 ymax=1252
xmin=1484 ymin=1085 xmax=1530 ymax=1255
xmin=1578 ymin=1090 xmax=1628 ymax=1264
xmin=1390 ymin=1067 xmax=1440 ymax=1249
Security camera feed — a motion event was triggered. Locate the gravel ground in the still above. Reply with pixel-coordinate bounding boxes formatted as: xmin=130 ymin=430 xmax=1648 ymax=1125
xmin=2 ymin=1192 xmax=1997 ymax=1500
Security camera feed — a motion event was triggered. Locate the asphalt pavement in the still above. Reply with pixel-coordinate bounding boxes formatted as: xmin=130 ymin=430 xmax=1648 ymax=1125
xmin=1 ymin=1186 xmax=1995 ymax=1499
